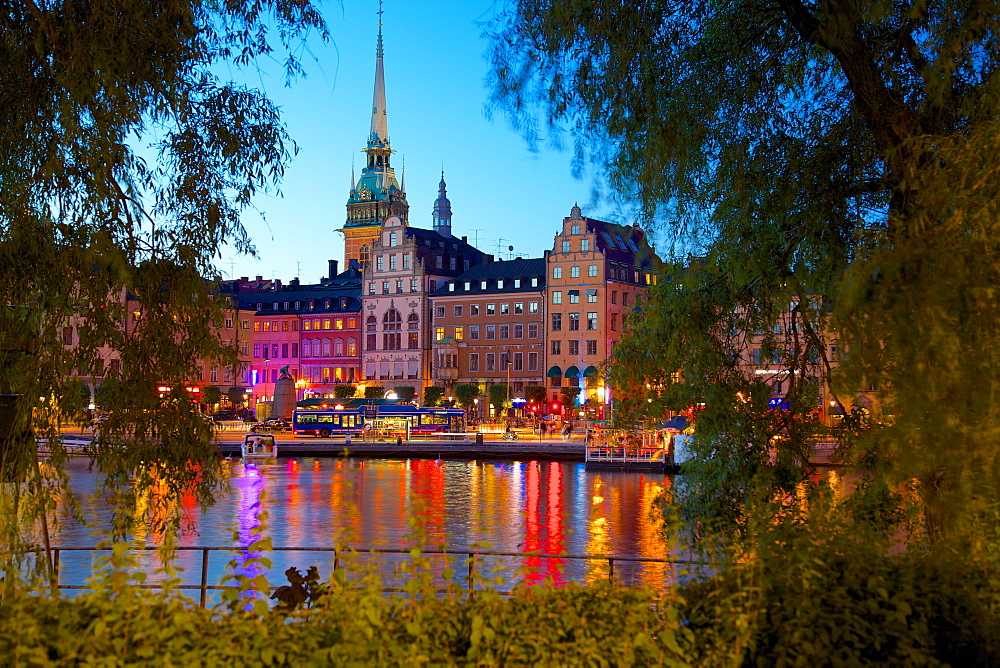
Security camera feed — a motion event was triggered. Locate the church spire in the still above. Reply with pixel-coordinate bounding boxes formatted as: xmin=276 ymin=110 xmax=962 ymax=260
xmin=432 ymin=169 xmax=453 ymax=238
xmin=369 ymin=22 xmax=388 ymax=147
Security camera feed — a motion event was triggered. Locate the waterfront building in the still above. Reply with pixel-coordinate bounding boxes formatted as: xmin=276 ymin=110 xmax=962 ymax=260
xmin=429 ymin=257 xmax=547 ymax=414
xmin=545 ymin=205 xmax=663 ymax=418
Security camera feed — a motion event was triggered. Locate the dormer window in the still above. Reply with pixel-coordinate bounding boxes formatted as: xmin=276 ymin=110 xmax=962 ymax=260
xmin=273 ymin=302 xmax=279 ymax=310
xmin=257 ymin=303 xmax=263 ymax=311
xmin=531 ymin=277 xmax=539 ymax=287
xmin=294 ymin=301 xmax=301 ymax=310
xmin=571 ymin=224 xmax=580 ymax=234
xmin=389 ymin=231 xmax=397 ymax=246
xmin=283 ymin=302 xmax=289 ymax=310
xmin=464 ymin=282 xmax=471 ymax=291
xmin=308 ymin=299 xmax=315 ymax=309
xmin=514 ymin=279 xmax=521 ymax=288
xmin=448 ymin=282 xmax=455 ymax=292
xmin=480 ymin=280 xmax=487 ymax=290
xmin=497 ymin=279 xmax=504 ymax=290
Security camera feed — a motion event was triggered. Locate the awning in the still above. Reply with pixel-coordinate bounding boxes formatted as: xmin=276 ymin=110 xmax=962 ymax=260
xmin=568 ymin=289 xmax=579 ymax=296
xmin=565 ymin=365 xmax=580 ymax=377
xmin=583 ymin=365 xmax=599 ymax=378
xmin=586 ymin=289 xmax=597 ymax=296
xmin=546 ymin=365 xmax=562 ymax=378
xmin=828 ymin=404 xmax=846 ymax=415
xmin=661 ymin=416 xmax=689 ymax=432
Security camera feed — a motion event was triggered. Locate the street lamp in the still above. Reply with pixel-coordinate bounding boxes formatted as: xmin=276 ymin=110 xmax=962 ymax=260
xmin=505 ymin=349 xmax=512 ymax=419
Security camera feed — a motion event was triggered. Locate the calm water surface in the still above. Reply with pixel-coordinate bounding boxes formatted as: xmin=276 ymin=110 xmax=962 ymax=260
xmin=53 ymin=457 xmax=681 ymax=592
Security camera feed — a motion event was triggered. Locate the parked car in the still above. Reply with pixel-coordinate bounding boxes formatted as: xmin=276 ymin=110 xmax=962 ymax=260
xmin=251 ymin=418 xmax=290 ymax=432
xmin=211 ymin=411 xmax=239 ymax=422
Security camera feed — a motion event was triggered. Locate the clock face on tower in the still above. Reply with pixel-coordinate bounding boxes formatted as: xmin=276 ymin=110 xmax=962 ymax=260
xmin=359 ymin=188 xmax=372 ymax=200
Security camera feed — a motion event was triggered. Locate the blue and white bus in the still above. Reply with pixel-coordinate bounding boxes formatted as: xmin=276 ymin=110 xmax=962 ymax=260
xmin=292 ymin=404 xmax=466 ymax=438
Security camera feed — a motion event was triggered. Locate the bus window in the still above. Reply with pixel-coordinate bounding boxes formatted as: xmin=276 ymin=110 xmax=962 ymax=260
xmin=299 ymin=414 xmax=317 ymax=424
xmin=318 ymin=415 xmax=333 ymax=423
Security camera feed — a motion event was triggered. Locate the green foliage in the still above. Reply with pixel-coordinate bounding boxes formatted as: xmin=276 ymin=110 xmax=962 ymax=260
xmin=392 ymin=385 xmax=417 ymax=403
xmin=559 ymin=386 xmax=581 ymax=410
xmin=488 ymin=383 xmax=509 ymax=414
xmin=364 ymin=385 xmax=385 ymax=400
xmin=524 ymin=385 xmax=546 ymax=404
xmin=226 ymin=386 xmax=247 ymax=408
xmin=423 ymin=385 xmax=445 ymax=407
xmin=333 ymin=384 xmax=357 ymax=400
xmin=453 ymin=383 xmax=480 ymax=409
xmin=488 ymin=0 xmax=1000 ymax=552
xmin=200 ymin=385 xmax=222 ymax=407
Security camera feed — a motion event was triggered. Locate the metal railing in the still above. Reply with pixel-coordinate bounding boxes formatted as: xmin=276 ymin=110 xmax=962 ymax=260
xmin=45 ymin=545 xmax=703 ymax=607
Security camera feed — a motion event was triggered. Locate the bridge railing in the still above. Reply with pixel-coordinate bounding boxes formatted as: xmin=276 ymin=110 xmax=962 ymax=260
xmin=42 ymin=545 xmax=706 ymax=607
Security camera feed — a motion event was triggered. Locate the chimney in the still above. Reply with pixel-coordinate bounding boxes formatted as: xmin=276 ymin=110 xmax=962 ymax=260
xmin=461 ymin=235 xmax=467 ymax=244
xmin=256 ymin=276 xmax=263 ymax=282
xmin=328 ymin=259 xmax=339 ymax=279
xmin=290 ymin=278 xmax=300 ymax=287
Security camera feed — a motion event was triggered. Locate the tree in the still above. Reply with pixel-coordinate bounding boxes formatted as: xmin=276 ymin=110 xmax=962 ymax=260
xmin=364 ymin=386 xmax=385 ymax=400
xmin=227 ymin=387 xmax=247 ymax=410
xmin=333 ymin=384 xmax=357 ymax=400
xmin=488 ymin=383 xmax=510 ymax=417
xmin=524 ymin=385 xmax=546 ymax=405
xmin=453 ymin=383 xmax=480 ymax=410
xmin=423 ymin=386 xmax=446 ymax=407
xmin=0 ymin=0 xmax=328 ymax=568
xmin=392 ymin=386 xmax=417 ymax=403
xmin=559 ymin=387 xmax=581 ymax=413
xmin=201 ymin=386 xmax=222 ymax=409
xmin=487 ymin=2 xmax=1000 ymax=549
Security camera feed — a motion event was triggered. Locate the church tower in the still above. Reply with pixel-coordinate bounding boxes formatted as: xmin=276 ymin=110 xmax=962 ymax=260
xmin=432 ymin=170 xmax=453 ymax=237
xmin=340 ymin=23 xmax=408 ymax=267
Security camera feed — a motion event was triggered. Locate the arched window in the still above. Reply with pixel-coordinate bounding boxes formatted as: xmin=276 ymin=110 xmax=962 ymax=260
xmin=383 ymin=309 xmax=402 ymax=350
xmin=366 ymin=315 xmax=377 ymax=332
xmin=359 ymin=244 xmax=371 ymax=266
xmin=408 ymin=313 xmax=419 ymax=331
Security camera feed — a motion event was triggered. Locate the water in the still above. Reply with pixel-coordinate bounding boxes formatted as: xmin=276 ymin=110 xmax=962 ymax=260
xmin=51 ymin=456 xmax=685 ymax=596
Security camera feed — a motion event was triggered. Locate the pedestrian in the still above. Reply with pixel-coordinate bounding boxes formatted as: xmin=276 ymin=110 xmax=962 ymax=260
xmin=566 ymin=422 xmax=574 ymax=439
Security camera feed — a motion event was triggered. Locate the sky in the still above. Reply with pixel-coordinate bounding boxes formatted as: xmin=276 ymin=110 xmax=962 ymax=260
xmin=217 ymin=0 xmax=618 ymax=285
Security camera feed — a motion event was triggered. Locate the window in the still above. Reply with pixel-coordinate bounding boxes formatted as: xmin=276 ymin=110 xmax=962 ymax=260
xmin=450 ymin=257 xmax=456 ymax=270
xmin=499 ymin=324 xmax=509 ymax=339
xmin=436 ymin=306 xmax=445 ymax=318
xmin=376 ymin=256 xmax=384 ymax=271
xmin=389 ymin=255 xmax=396 ymax=270
xmin=481 ymin=280 xmax=488 ymax=290
xmin=395 ymin=279 xmax=403 ymax=293
xmin=500 ymin=303 xmax=509 ymax=316
xmin=383 ymin=309 xmax=402 ymax=350
xmin=436 ymin=256 xmax=443 ymax=269
xmin=241 ymin=319 xmax=250 ymax=329
xmin=322 ymin=319 xmax=331 ymax=330
xmin=571 ymin=224 xmax=580 ymax=234
xmin=455 ymin=326 xmax=464 ymax=340
xmin=552 ymin=267 xmax=562 ymax=279
xmin=569 ymin=313 xmax=580 ymax=331
xmin=253 ymin=344 xmax=261 ymax=358
xmin=552 ymin=313 xmax=562 ymax=331
xmin=435 ymin=327 xmax=445 ymax=341
xmin=281 ymin=343 xmax=289 ymax=358
xmin=334 ymin=338 xmax=344 ymax=356
xmin=753 ymin=348 xmax=763 ymax=365
xmin=611 ymin=314 xmax=618 ymax=331
xmin=408 ymin=332 xmax=418 ymax=349
xmin=487 ymin=303 xmax=496 ymax=316
xmin=587 ymin=312 xmax=598 ymax=330
xmin=581 ymin=239 xmax=590 ymax=251
xmin=528 ymin=352 xmax=538 ymax=371
xmin=528 ymin=323 xmax=538 ymax=338
xmin=335 ymin=319 xmax=344 ymax=330
xmin=514 ymin=279 xmax=521 ymax=288
xmin=830 ymin=342 xmax=838 ymax=361
xmin=569 ymin=290 xmax=580 ymax=304
xmin=529 ymin=302 xmax=538 ymax=314
xmin=513 ymin=324 xmax=523 ymax=338
xmin=611 ymin=290 xmax=617 ymax=304
xmin=469 ymin=353 xmax=480 ymax=372
xmin=369 ymin=282 xmax=376 ymax=295
xmin=551 ymin=340 xmax=561 ymax=355
xmin=500 ymin=351 xmax=510 ymax=368
xmin=470 ymin=304 xmax=479 ymax=316
xmin=571 ymin=265 xmax=580 ymax=278
xmin=552 ymin=291 xmax=562 ymax=304
xmin=569 ymin=340 xmax=579 ymax=355
xmin=514 ymin=352 xmax=523 ymax=371
xmin=241 ymin=341 xmax=250 ymax=356
xmin=408 ymin=313 xmax=419 ymax=330
xmin=454 ymin=305 xmax=463 ymax=317
xmin=320 ymin=340 xmax=330 ymax=356
xmin=382 ymin=281 xmax=389 ymax=295
xmin=486 ymin=325 xmax=496 ymax=340
xmin=348 ymin=317 xmax=357 ymax=328
xmin=262 ymin=345 xmax=270 ymax=360
xmin=561 ymin=240 xmax=570 ymax=252
xmin=587 ymin=340 xmax=598 ymax=355
xmin=410 ymin=279 xmax=418 ymax=292
xmin=347 ymin=338 xmax=357 ymax=355
xmin=470 ymin=325 xmax=479 ymax=340
xmin=403 ymin=254 xmax=410 ymax=269
xmin=587 ymin=289 xmax=598 ymax=303
xmin=622 ymin=293 xmax=629 ymax=306
xmin=588 ymin=264 xmax=598 ymax=277
xmin=263 ymin=321 xmax=271 ymax=332
xmin=514 ymin=302 xmax=523 ymax=314
xmin=486 ymin=353 xmax=496 ymax=372
xmin=531 ymin=277 xmax=539 ymax=287
xmin=389 ymin=231 xmax=397 ymax=246
xmin=773 ymin=321 xmax=782 ymax=334
xmin=497 ymin=279 xmax=504 ymax=289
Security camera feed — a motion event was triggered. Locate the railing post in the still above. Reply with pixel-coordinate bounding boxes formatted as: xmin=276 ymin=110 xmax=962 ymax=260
xmin=199 ymin=548 xmax=209 ymax=608
xmin=467 ymin=553 xmax=476 ymax=594
xmin=608 ymin=557 xmax=614 ymax=584
xmin=53 ymin=548 xmax=60 ymax=591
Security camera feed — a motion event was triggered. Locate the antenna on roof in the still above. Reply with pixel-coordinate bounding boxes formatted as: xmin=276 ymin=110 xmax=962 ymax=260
xmin=470 ymin=228 xmax=483 ymax=248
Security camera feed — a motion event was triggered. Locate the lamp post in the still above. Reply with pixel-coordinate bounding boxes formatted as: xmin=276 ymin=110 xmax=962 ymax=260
xmin=505 ymin=349 xmax=512 ymax=420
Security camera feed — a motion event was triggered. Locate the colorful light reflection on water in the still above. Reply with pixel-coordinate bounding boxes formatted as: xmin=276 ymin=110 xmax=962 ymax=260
xmin=54 ymin=457 xmax=682 ymax=593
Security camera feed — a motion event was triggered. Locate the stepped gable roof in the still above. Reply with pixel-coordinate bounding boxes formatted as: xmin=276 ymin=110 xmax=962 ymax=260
xmin=400 ymin=225 xmax=487 ymax=277
xmin=430 ymin=257 xmax=546 ymax=297
xmin=582 ymin=217 xmax=661 ymax=270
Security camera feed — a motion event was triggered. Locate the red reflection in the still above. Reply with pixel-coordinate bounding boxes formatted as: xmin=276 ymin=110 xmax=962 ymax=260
xmin=408 ymin=460 xmax=446 ymax=544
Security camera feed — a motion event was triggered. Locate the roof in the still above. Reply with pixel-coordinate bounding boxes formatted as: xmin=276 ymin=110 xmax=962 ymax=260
xmin=430 ymin=257 xmax=546 ymax=297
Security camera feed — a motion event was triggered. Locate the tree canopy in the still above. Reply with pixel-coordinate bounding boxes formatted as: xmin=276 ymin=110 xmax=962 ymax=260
xmin=487 ymin=1 xmax=1000 ymax=548
xmin=0 ymin=0 xmax=327 ymax=566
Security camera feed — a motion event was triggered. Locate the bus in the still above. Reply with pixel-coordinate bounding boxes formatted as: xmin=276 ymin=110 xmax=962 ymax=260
xmin=292 ymin=404 xmax=467 ymax=438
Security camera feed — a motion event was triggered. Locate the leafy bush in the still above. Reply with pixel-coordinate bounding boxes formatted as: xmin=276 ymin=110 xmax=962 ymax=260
xmin=333 ymin=384 xmax=357 ymax=399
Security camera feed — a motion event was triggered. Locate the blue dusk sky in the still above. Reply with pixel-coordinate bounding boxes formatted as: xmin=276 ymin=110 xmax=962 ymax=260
xmin=217 ymin=0 xmax=625 ymax=284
